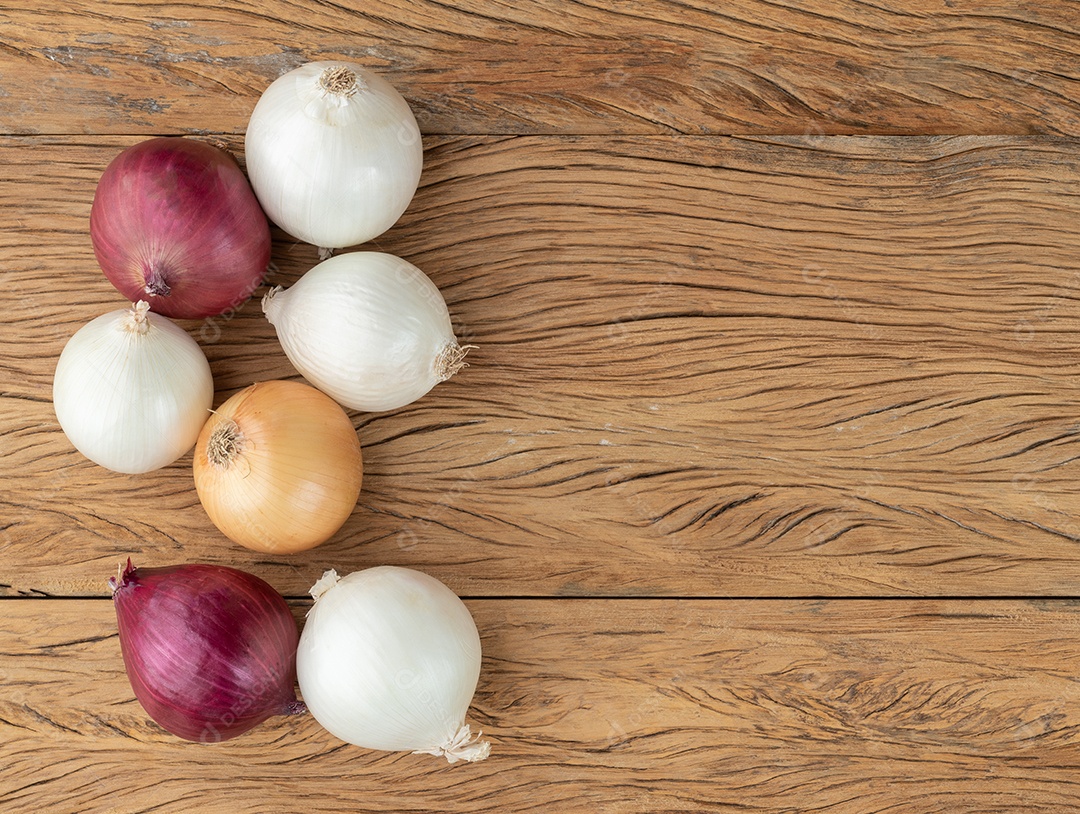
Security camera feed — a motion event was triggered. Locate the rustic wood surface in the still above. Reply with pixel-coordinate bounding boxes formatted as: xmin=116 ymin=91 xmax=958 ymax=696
xmin=3 ymin=0 xmax=1080 ymax=811
xmin=4 ymin=1 xmax=1080 ymax=136
xmin=4 ymin=134 xmax=1080 ymax=597
xmin=5 ymin=600 xmax=1080 ymax=814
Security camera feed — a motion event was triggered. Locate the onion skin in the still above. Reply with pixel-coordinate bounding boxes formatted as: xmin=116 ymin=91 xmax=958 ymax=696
xmin=90 ymin=137 xmax=271 ymax=319
xmin=193 ymin=380 xmax=363 ymax=553
xmin=244 ymin=61 xmax=423 ymax=250
xmin=262 ymin=252 xmax=467 ymax=412
xmin=297 ymin=567 xmax=490 ymax=762
xmin=110 ymin=560 xmax=305 ymax=743
xmin=52 ymin=300 xmax=214 ymax=474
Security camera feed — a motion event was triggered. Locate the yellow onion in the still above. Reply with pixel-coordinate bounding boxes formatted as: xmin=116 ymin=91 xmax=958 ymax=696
xmin=193 ymin=380 xmax=362 ymax=553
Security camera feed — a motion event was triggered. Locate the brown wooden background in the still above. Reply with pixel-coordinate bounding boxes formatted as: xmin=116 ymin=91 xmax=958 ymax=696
xmin=3 ymin=2 xmax=1080 ymax=812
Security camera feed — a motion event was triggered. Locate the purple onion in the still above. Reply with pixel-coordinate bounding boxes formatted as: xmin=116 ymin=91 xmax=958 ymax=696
xmin=110 ymin=560 xmax=305 ymax=742
xmin=90 ymin=137 xmax=271 ymax=319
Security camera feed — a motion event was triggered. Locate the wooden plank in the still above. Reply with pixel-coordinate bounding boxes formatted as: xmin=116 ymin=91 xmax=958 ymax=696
xmin=4 ymin=135 xmax=1080 ymax=597
xmin=2 ymin=1 xmax=1080 ymax=136
xmin=2 ymin=598 xmax=1080 ymax=813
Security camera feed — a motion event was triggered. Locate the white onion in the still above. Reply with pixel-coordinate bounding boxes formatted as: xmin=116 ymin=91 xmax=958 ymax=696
xmin=244 ymin=61 xmax=423 ymax=251
xmin=52 ymin=301 xmax=214 ymax=474
xmin=262 ymin=252 xmax=471 ymax=412
xmin=297 ymin=567 xmax=490 ymax=763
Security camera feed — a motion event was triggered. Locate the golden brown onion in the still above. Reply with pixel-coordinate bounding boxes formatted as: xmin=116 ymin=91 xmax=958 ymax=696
xmin=193 ymin=380 xmax=362 ymax=553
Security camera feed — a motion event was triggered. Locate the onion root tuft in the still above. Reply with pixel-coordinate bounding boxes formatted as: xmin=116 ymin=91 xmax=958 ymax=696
xmin=435 ymin=343 xmax=477 ymax=382
xmin=319 ymin=66 xmax=358 ymax=97
xmin=207 ymin=419 xmax=245 ymax=467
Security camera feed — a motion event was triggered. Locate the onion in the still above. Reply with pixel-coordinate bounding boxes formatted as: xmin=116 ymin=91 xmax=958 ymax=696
xmin=296 ymin=567 xmax=491 ymax=763
xmin=109 ymin=559 xmax=305 ymax=742
xmin=52 ymin=301 xmax=214 ymax=474
xmin=90 ymin=137 xmax=271 ymax=319
xmin=244 ymin=61 xmax=423 ymax=252
xmin=192 ymin=380 xmax=363 ymax=553
xmin=263 ymin=252 xmax=472 ymax=412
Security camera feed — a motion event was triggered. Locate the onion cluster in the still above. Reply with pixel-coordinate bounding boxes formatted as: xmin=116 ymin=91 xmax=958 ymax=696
xmin=246 ymin=61 xmax=470 ymax=411
xmin=51 ymin=62 xmax=489 ymax=759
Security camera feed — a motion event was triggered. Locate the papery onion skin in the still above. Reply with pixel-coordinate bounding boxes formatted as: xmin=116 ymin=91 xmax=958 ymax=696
xmin=244 ymin=61 xmax=423 ymax=250
xmin=263 ymin=252 xmax=469 ymax=412
xmin=90 ymin=137 xmax=271 ymax=319
xmin=52 ymin=301 xmax=214 ymax=474
xmin=297 ymin=567 xmax=490 ymax=763
xmin=109 ymin=560 xmax=305 ymax=743
xmin=193 ymin=380 xmax=363 ymax=553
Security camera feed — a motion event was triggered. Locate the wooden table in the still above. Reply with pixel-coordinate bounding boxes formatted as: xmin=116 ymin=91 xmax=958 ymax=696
xmin=4 ymin=2 xmax=1080 ymax=811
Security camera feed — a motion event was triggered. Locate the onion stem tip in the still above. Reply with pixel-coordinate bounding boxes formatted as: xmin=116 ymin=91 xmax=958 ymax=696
xmin=310 ymin=569 xmax=340 ymax=601
xmin=261 ymin=286 xmax=284 ymax=316
xmin=124 ymin=301 xmax=152 ymax=335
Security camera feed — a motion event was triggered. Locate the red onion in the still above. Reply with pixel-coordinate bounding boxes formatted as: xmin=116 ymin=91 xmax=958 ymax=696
xmin=109 ymin=559 xmax=305 ymax=742
xmin=90 ymin=138 xmax=271 ymax=319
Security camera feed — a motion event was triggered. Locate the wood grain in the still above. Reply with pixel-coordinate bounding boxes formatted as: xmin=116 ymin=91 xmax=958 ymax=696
xmin=3 ymin=1 xmax=1080 ymax=136
xmin=3 ymin=135 xmax=1080 ymax=597
xmin=3 ymin=598 xmax=1080 ymax=813
xmin=5 ymin=2 xmax=1080 ymax=810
